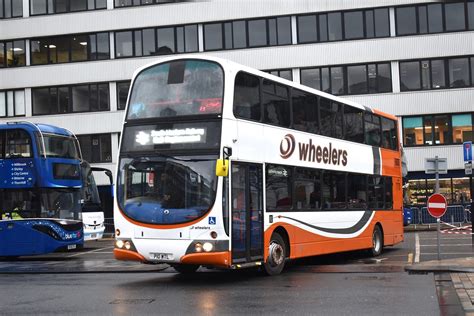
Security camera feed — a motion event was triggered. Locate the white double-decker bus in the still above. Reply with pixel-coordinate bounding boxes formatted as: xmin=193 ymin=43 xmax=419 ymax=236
xmin=114 ymin=56 xmax=403 ymax=275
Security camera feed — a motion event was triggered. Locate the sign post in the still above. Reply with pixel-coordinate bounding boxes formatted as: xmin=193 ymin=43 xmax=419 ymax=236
xmin=463 ymin=142 xmax=473 ymax=247
xmin=427 ymin=193 xmax=447 ymax=261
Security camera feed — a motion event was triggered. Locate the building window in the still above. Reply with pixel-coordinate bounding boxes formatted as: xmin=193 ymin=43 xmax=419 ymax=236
xmin=0 ymin=40 xmax=26 ymax=68
xmin=452 ymin=114 xmax=473 ymax=144
xmin=0 ymin=90 xmax=25 ymax=117
xmin=77 ymin=134 xmax=112 ymax=163
xmin=32 ymin=83 xmax=109 ymax=115
xmin=265 ymin=69 xmax=293 ymax=81
xmin=203 ymin=16 xmax=291 ymax=51
xmin=115 ymin=25 xmax=197 ymax=58
xmin=29 ymin=0 xmax=106 ymax=15
xmin=408 ymin=177 xmax=471 ymax=206
xmin=400 ymin=55 xmax=474 ymax=92
xmin=114 ymin=0 xmax=185 ymax=8
xmin=297 ymin=8 xmax=389 ymax=44
xmin=31 ymin=33 xmax=109 ymax=65
xmin=396 ymin=2 xmax=471 ymax=36
xmin=0 ymin=0 xmax=22 ymax=18
xmin=300 ymin=62 xmax=392 ymax=96
xmin=116 ymin=81 xmax=131 ymax=110
xmin=403 ymin=113 xmax=474 ymax=147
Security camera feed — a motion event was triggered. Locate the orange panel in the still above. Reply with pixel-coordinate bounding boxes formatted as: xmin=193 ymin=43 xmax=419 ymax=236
xmin=264 ymin=212 xmax=403 ymax=261
xmin=180 ymin=251 xmax=231 ymax=267
xmin=114 ymin=248 xmax=146 ymax=262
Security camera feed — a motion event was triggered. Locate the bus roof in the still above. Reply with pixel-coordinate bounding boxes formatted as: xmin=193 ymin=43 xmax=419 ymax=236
xmin=131 ymin=54 xmax=398 ymax=121
xmin=0 ymin=121 xmax=73 ymax=137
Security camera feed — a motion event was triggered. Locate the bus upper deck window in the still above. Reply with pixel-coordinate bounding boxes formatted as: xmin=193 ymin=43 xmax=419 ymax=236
xmin=6 ymin=129 xmax=32 ymax=158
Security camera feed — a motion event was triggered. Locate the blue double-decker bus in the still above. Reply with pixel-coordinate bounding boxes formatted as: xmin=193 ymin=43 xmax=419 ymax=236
xmin=0 ymin=122 xmax=84 ymax=257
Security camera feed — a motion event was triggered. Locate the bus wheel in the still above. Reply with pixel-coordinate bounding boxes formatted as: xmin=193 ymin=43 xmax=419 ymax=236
xmin=263 ymin=233 xmax=286 ymax=276
xmin=370 ymin=225 xmax=383 ymax=257
xmin=172 ymin=264 xmax=200 ymax=274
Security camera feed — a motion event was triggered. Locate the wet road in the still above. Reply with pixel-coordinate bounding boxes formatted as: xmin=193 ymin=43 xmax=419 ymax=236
xmin=0 ymin=230 xmax=472 ymax=315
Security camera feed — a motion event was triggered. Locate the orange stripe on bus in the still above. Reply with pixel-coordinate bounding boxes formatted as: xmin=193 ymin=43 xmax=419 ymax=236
xmin=114 ymin=248 xmax=146 ymax=262
xmin=180 ymin=251 xmax=231 ymax=267
xmin=264 ymin=211 xmax=403 ymax=260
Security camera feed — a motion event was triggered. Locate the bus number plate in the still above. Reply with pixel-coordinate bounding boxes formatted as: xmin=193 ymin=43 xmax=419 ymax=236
xmin=150 ymin=253 xmax=173 ymax=260
xmin=67 ymin=244 xmax=77 ymax=250
xmin=91 ymin=233 xmax=97 ymax=239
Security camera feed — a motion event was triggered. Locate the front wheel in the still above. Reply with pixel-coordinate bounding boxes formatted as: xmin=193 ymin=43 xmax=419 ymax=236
xmin=370 ymin=225 xmax=383 ymax=257
xmin=263 ymin=233 xmax=287 ymax=276
xmin=172 ymin=264 xmax=200 ymax=274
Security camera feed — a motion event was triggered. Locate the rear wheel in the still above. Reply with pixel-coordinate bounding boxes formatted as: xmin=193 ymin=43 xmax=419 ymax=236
xmin=172 ymin=264 xmax=200 ymax=274
xmin=263 ymin=233 xmax=287 ymax=276
xmin=370 ymin=225 xmax=383 ymax=257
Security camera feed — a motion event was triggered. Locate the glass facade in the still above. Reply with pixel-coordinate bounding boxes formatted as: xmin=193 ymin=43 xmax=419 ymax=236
xmin=0 ymin=40 xmax=26 ymax=68
xmin=77 ymin=134 xmax=112 ymax=163
xmin=297 ymin=8 xmax=389 ymax=43
xmin=114 ymin=0 xmax=186 ymax=8
xmin=0 ymin=90 xmax=25 ymax=117
xmin=300 ymin=62 xmax=392 ymax=96
xmin=115 ymin=25 xmax=198 ymax=58
xmin=116 ymin=81 xmax=131 ymax=110
xmin=29 ymin=0 xmax=106 ymax=16
xmin=0 ymin=0 xmax=22 ymax=18
xmin=403 ymin=113 xmax=474 ymax=146
xmin=32 ymin=83 xmax=109 ymax=115
xmin=400 ymin=55 xmax=474 ymax=91
xmin=31 ymin=33 xmax=110 ymax=65
xmin=396 ymin=1 xmax=473 ymax=35
xmin=407 ymin=177 xmax=471 ymax=206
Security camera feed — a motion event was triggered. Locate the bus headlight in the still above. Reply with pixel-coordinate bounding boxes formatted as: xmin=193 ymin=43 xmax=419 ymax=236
xmin=116 ymin=240 xmax=124 ymax=249
xmin=202 ymin=242 xmax=213 ymax=252
xmin=124 ymin=241 xmax=132 ymax=250
xmin=195 ymin=243 xmax=203 ymax=252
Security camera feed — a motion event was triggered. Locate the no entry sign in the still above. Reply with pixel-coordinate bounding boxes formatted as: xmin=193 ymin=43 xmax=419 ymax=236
xmin=427 ymin=193 xmax=447 ymax=218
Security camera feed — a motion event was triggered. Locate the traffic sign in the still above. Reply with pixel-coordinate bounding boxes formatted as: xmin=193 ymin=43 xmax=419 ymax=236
xmin=424 ymin=157 xmax=447 ymax=174
xmin=464 ymin=141 xmax=472 ymax=162
xmin=427 ymin=193 xmax=447 ymax=218
xmin=465 ymin=162 xmax=473 ymax=175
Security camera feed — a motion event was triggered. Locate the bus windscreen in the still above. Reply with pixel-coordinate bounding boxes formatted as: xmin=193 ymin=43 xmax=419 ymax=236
xmin=126 ymin=60 xmax=224 ymax=120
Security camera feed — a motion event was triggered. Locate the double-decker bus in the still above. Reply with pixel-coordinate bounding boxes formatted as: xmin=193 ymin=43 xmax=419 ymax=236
xmin=114 ymin=56 xmax=403 ymax=275
xmin=0 ymin=122 xmax=83 ymax=256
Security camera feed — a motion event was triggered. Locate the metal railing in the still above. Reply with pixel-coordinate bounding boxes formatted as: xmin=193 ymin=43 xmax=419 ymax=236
xmin=409 ymin=205 xmax=470 ymax=225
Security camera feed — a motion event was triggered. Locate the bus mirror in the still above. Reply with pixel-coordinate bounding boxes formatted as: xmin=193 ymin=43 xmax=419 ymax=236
xmin=223 ymin=146 xmax=232 ymax=159
xmin=216 ymin=159 xmax=229 ymax=177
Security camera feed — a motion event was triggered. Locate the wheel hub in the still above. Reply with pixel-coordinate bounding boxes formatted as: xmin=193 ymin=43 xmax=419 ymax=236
xmin=268 ymin=241 xmax=284 ymax=267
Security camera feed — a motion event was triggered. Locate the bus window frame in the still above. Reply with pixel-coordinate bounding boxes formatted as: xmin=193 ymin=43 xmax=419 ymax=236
xmin=232 ymin=70 xmax=399 ymax=152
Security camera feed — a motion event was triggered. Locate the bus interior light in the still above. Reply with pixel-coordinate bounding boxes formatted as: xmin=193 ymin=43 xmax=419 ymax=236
xmin=202 ymin=242 xmax=213 ymax=252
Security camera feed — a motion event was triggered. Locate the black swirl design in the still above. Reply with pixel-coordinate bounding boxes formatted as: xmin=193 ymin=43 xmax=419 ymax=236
xmin=280 ymin=134 xmax=295 ymax=159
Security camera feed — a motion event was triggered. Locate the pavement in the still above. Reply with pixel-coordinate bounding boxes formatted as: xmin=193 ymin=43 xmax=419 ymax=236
xmin=406 ymin=256 xmax=474 ymax=314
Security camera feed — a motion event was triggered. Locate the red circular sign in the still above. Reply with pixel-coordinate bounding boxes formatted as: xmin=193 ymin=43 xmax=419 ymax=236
xmin=427 ymin=193 xmax=447 ymax=218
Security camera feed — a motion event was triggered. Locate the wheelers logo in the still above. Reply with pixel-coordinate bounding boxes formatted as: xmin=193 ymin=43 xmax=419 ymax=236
xmin=280 ymin=134 xmax=296 ymax=159
xmin=280 ymin=134 xmax=348 ymax=166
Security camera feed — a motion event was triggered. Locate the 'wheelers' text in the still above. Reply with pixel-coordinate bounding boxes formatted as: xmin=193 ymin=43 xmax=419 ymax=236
xmin=298 ymin=139 xmax=348 ymax=166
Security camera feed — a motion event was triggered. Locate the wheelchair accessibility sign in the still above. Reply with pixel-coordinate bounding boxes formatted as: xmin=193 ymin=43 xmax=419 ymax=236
xmin=209 ymin=217 xmax=216 ymax=225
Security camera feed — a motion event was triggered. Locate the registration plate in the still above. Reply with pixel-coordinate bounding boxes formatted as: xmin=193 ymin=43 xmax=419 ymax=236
xmin=150 ymin=253 xmax=173 ymax=260
xmin=90 ymin=233 xmax=97 ymax=239
xmin=67 ymin=244 xmax=77 ymax=250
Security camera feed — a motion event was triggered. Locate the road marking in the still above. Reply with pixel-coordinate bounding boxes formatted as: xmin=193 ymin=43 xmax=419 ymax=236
xmin=67 ymin=246 xmax=114 ymax=257
xmin=420 ymin=244 xmax=473 ymax=247
xmin=407 ymin=253 xmax=413 ymax=264
xmin=415 ymin=233 xmax=420 ymax=263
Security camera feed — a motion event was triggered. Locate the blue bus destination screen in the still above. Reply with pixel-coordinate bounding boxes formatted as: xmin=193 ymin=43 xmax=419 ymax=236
xmin=0 ymin=159 xmax=35 ymax=188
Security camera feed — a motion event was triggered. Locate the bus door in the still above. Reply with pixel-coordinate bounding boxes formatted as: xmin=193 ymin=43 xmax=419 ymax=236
xmin=231 ymin=162 xmax=264 ymax=264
